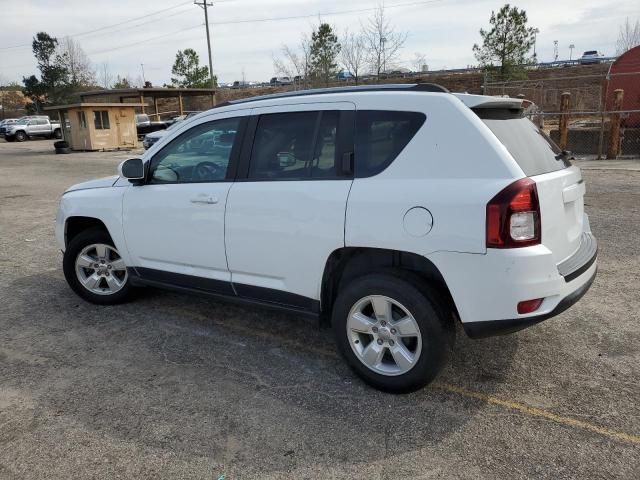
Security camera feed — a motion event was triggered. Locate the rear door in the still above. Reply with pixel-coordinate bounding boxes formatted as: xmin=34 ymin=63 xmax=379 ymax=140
xmin=478 ymin=110 xmax=585 ymax=263
xmin=225 ymin=102 xmax=355 ymax=307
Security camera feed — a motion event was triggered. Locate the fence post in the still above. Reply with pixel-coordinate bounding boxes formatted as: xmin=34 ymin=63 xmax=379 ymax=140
xmin=607 ymin=89 xmax=624 ymax=159
xmin=558 ymin=92 xmax=571 ymax=151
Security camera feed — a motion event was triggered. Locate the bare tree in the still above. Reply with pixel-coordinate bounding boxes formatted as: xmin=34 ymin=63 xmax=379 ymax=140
xmin=98 ymin=63 xmax=113 ymax=89
xmin=59 ymin=36 xmax=95 ymax=86
xmin=273 ymin=34 xmax=313 ymax=88
xmin=412 ymin=52 xmax=427 ymax=73
xmin=362 ymin=4 xmax=407 ymax=80
xmin=616 ymin=17 xmax=640 ymax=55
xmin=341 ymin=29 xmax=366 ymax=84
xmin=273 ymin=45 xmax=303 ymax=79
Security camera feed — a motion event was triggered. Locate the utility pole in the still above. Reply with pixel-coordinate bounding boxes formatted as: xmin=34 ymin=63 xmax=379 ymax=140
xmin=195 ymin=0 xmax=215 ymax=89
xmin=140 ymin=63 xmax=146 ymax=85
xmin=553 ymin=40 xmax=559 ymax=62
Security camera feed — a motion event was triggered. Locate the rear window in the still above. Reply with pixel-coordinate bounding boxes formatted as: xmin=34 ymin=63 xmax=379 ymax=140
xmin=475 ymin=108 xmax=570 ymax=176
xmin=355 ymin=110 xmax=425 ymax=177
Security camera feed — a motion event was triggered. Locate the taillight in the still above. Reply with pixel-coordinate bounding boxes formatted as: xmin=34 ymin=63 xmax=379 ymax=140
xmin=486 ymin=178 xmax=540 ymax=248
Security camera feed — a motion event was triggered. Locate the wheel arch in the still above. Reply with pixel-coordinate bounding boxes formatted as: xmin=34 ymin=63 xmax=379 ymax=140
xmin=65 ymin=216 xmax=113 ymax=248
xmin=319 ymin=247 xmax=459 ymax=327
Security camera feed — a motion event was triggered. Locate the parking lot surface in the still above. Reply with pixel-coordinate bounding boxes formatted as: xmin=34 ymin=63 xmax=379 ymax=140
xmin=1 ymin=139 xmax=639 ymax=479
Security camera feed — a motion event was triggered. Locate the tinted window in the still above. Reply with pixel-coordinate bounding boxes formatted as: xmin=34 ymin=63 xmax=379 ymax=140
xmin=249 ymin=111 xmax=340 ymax=180
xmin=476 ymin=108 xmax=568 ymax=176
xmin=355 ymin=111 xmax=426 ymax=177
xmin=150 ymin=117 xmax=240 ymax=184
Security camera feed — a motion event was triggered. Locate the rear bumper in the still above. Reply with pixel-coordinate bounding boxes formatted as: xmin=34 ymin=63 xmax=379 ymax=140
xmin=428 ymin=226 xmax=598 ymax=337
xmin=462 ymin=265 xmax=597 ymax=338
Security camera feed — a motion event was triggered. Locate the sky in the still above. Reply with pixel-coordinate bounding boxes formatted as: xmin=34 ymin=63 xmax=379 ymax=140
xmin=0 ymin=0 xmax=636 ymax=87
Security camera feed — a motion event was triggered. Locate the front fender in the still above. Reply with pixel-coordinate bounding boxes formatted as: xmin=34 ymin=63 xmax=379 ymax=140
xmin=56 ymin=187 xmax=130 ymax=265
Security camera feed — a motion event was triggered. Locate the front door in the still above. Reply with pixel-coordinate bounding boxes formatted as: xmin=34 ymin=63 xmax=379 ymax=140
xmin=225 ymin=103 xmax=355 ymax=308
xmin=122 ymin=115 xmax=246 ymax=294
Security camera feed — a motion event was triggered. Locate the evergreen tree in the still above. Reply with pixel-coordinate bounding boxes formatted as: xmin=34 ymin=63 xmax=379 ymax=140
xmin=310 ymin=23 xmax=341 ymax=86
xmin=473 ymin=4 xmax=538 ymax=79
xmin=171 ymin=49 xmax=214 ymax=88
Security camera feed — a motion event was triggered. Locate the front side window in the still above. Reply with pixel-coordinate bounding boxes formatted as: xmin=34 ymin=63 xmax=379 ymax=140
xmin=93 ymin=111 xmax=110 ymax=130
xmin=354 ymin=110 xmax=426 ymax=177
xmin=249 ymin=111 xmax=340 ymax=180
xmin=149 ymin=117 xmax=241 ymax=184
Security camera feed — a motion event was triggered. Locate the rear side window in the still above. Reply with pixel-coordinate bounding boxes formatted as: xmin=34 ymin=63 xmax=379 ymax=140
xmin=476 ymin=108 xmax=569 ymax=176
xmin=355 ymin=110 xmax=425 ymax=177
xmin=249 ymin=111 xmax=340 ymax=180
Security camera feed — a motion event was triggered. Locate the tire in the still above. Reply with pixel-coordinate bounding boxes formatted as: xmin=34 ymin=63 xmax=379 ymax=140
xmin=63 ymin=229 xmax=132 ymax=305
xmin=54 ymin=140 xmax=68 ymax=149
xmin=53 ymin=129 xmax=62 ymax=139
xmin=55 ymin=147 xmax=71 ymax=154
xmin=14 ymin=131 xmax=27 ymax=142
xmin=332 ymin=271 xmax=454 ymax=393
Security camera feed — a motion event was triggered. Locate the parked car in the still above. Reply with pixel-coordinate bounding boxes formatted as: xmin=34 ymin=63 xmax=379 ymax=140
xmin=579 ymin=50 xmax=602 ymax=65
xmin=0 ymin=118 xmax=20 ymax=136
xmin=270 ymin=76 xmax=292 ymax=86
xmin=4 ymin=116 xmax=61 ymax=142
xmin=55 ymin=84 xmax=597 ymax=393
xmin=142 ymin=119 xmax=184 ymax=149
xmin=336 ymin=71 xmax=354 ymax=80
xmin=135 ymin=113 xmax=168 ymax=138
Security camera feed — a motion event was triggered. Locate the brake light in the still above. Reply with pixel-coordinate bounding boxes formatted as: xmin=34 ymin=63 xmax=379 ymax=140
xmin=486 ymin=178 xmax=540 ymax=248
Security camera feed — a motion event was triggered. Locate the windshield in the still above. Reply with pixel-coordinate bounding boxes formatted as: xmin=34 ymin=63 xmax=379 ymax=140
xmin=475 ymin=108 xmax=570 ymax=176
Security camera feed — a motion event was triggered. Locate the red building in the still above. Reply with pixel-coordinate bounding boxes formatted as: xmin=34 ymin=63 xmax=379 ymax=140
xmin=606 ymin=45 xmax=640 ymax=127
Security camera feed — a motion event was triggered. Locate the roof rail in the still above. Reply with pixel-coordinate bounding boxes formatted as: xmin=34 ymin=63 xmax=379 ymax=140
xmin=221 ymin=83 xmax=449 ymax=107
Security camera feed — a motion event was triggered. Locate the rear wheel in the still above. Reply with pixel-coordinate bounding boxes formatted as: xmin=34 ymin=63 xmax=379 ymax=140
xmin=332 ymin=272 xmax=453 ymax=393
xmin=63 ymin=229 xmax=132 ymax=305
xmin=15 ymin=131 xmax=27 ymax=142
xmin=53 ymin=129 xmax=62 ymax=139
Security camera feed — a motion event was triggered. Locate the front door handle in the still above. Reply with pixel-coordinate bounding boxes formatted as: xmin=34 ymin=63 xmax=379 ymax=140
xmin=190 ymin=194 xmax=219 ymax=204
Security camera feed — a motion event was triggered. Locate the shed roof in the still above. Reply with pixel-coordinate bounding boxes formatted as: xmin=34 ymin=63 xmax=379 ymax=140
xmin=44 ymin=103 xmax=146 ymax=111
xmin=80 ymin=88 xmax=216 ymax=99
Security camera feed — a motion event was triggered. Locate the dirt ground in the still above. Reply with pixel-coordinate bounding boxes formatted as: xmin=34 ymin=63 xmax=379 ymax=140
xmin=0 ymin=139 xmax=638 ymax=479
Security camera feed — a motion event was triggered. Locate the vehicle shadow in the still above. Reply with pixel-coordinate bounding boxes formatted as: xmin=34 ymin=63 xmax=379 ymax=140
xmin=4 ymin=274 xmax=519 ymax=477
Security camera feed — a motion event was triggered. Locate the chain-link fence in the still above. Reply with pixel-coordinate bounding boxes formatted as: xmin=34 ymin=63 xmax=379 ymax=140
xmin=485 ymin=70 xmax=640 ymax=159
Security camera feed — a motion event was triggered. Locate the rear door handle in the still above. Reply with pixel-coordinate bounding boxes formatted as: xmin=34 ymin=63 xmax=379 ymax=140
xmin=190 ymin=194 xmax=219 ymax=204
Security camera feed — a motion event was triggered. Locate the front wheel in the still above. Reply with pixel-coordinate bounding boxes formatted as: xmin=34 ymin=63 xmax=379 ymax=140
xmin=63 ymin=229 xmax=132 ymax=305
xmin=15 ymin=131 xmax=27 ymax=142
xmin=332 ymin=272 xmax=453 ymax=393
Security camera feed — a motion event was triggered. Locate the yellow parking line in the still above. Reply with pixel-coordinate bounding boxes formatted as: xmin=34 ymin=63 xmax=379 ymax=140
xmin=433 ymin=383 xmax=640 ymax=445
xmin=165 ymin=307 xmax=640 ymax=445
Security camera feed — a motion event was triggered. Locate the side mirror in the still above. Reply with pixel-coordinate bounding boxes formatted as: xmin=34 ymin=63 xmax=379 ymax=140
xmin=277 ymin=152 xmax=296 ymax=168
xmin=118 ymin=158 xmax=145 ymax=183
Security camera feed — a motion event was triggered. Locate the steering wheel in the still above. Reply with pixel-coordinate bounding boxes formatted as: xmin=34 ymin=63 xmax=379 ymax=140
xmin=194 ymin=161 xmax=220 ymax=180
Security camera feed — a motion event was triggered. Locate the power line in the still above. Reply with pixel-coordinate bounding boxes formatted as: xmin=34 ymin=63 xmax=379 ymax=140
xmin=87 ymin=0 xmax=450 ymax=57
xmin=0 ymin=0 xmax=194 ymax=50
xmin=208 ymin=0 xmax=449 ymax=26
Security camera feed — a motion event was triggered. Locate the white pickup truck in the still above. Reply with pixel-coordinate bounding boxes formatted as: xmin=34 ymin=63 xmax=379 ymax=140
xmin=3 ymin=116 xmax=62 ymax=142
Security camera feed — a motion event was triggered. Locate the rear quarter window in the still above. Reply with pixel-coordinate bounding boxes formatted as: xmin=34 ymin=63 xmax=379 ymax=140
xmin=355 ymin=110 xmax=425 ymax=177
xmin=475 ymin=108 xmax=570 ymax=176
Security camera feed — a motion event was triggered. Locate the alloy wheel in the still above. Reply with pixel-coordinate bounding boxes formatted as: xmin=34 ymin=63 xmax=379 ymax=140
xmin=346 ymin=295 xmax=422 ymax=376
xmin=75 ymin=243 xmax=128 ymax=295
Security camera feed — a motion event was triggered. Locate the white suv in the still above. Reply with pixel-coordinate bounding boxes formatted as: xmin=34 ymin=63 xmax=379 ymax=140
xmin=56 ymin=84 xmax=597 ymax=392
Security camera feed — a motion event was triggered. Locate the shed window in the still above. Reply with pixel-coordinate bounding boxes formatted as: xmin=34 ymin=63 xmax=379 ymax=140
xmin=93 ymin=111 xmax=110 ymax=130
xmin=77 ymin=111 xmax=87 ymax=128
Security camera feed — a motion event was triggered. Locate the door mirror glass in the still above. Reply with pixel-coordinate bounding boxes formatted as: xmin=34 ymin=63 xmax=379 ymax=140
xmin=277 ymin=152 xmax=297 ymax=167
xmin=118 ymin=158 xmax=145 ymax=181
